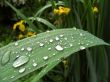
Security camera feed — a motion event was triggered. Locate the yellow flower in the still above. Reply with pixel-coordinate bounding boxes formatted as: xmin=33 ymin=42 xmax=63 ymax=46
xmin=53 ymin=6 xmax=71 ymax=15
xmin=53 ymin=9 xmax=59 ymax=15
xmin=13 ymin=20 xmax=25 ymax=32
xmin=17 ymin=34 xmax=24 ymax=39
xmin=92 ymin=6 xmax=99 ymax=13
xmin=27 ymin=31 xmax=36 ymax=36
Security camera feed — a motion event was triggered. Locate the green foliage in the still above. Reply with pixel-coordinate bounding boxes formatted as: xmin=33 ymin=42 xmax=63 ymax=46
xmin=0 ymin=28 xmax=108 ymax=82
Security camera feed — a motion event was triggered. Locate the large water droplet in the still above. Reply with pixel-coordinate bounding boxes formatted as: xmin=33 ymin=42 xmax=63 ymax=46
xmin=55 ymin=45 xmax=64 ymax=51
xmin=27 ymin=47 xmax=32 ymax=52
xmin=13 ymin=56 xmax=29 ymax=68
xmin=19 ymin=68 xmax=25 ymax=73
xmin=1 ymin=51 xmax=11 ymax=65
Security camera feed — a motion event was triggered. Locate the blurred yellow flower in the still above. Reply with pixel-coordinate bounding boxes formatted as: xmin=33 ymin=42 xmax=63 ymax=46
xmin=53 ymin=6 xmax=71 ymax=15
xmin=27 ymin=31 xmax=36 ymax=36
xmin=13 ymin=20 xmax=25 ymax=32
xmin=17 ymin=34 xmax=24 ymax=39
xmin=92 ymin=6 xmax=99 ymax=13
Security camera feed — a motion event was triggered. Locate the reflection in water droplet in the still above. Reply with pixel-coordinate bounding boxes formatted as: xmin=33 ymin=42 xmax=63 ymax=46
xmin=39 ymin=43 xmax=44 ymax=47
xmin=13 ymin=56 xmax=29 ymax=68
xmin=27 ymin=47 xmax=32 ymax=52
xmin=55 ymin=45 xmax=64 ymax=51
xmin=19 ymin=68 xmax=25 ymax=73
xmin=33 ymin=63 xmax=37 ymax=67
xmin=1 ymin=51 xmax=11 ymax=65
xmin=15 ymin=42 xmax=18 ymax=46
xmin=80 ymin=46 xmax=85 ymax=50
xmin=43 ymin=56 xmax=48 ymax=60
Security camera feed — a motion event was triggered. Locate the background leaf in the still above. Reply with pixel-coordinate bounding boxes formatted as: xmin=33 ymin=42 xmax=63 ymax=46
xmin=0 ymin=28 xmax=108 ymax=82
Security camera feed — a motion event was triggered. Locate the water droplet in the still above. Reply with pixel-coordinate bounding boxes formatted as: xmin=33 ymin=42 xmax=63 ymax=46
xmin=33 ymin=63 xmax=37 ymax=67
xmin=80 ymin=33 xmax=83 ymax=36
xmin=43 ymin=56 xmax=48 ymax=60
xmin=60 ymin=35 xmax=64 ymax=37
xmin=15 ymin=42 xmax=18 ymax=46
xmin=1 ymin=51 xmax=11 ymax=65
xmin=73 ymin=27 xmax=77 ymax=30
xmin=55 ymin=45 xmax=64 ymax=51
xmin=11 ymin=76 xmax=15 ymax=78
xmin=80 ymin=46 xmax=85 ymax=50
xmin=13 ymin=56 xmax=29 ymax=68
xmin=64 ymin=37 xmax=67 ymax=40
xmin=48 ymin=47 xmax=51 ymax=50
xmin=55 ymin=36 xmax=60 ymax=41
xmin=19 ymin=68 xmax=25 ymax=73
xmin=27 ymin=47 xmax=32 ymax=52
xmin=69 ymin=44 xmax=73 ymax=47
xmin=53 ymin=53 xmax=55 ymax=56
xmin=39 ymin=43 xmax=44 ymax=47
xmin=21 ymin=47 xmax=25 ymax=51
xmin=49 ymin=39 xmax=53 ymax=43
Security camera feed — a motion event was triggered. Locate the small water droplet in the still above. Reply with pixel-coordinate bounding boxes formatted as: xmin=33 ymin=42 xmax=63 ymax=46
xmin=43 ymin=56 xmax=48 ymax=60
xmin=21 ymin=47 xmax=25 ymax=51
xmin=80 ymin=46 xmax=85 ymax=50
xmin=55 ymin=36 xmax=60 ymax=41
xmin=69 ymin=44 xmax=73 ymax=47
xmin=15 ymin=42 xmax=18 ymax=46
xmin=53 ymin=53 xmax=55 ymax=56
xmin=19 ymin=68 xmax=25 ymax=73
xmin=48 ymin=47 xmax=51 ymax=50
xmin=1 ymin=51 xmax=11 ymax=65
xmin=55 ymin=45 xmax=64 ymax=51
xmin=64 ymin=37 xmax=67 ymax=40
xmin=27 ymin=47 xmax=32 ymax=52
xmin=33 ymin=63 xmax=37 ymax=67
xmin=73 ymin=27 xmax=77 ymax=30
xmin=13 ymin=56 xmax=29 ymax=68
xmin=49 ymin=39 xmax=53 ymax=43
xmin=60 ymin=35 xmax=64 ymax=37
xmin=39 ymin=43 xmax=44 ymax=47
xmin=86 ymin=44 xmax=89 ymax=46
xmin=11 ymin=76 xmax=15 ymax=78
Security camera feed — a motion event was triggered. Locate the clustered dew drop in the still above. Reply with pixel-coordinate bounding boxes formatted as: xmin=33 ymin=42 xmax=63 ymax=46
xmin=19 ymin=68 xmax=26 ymax=73
xmin=55 ymin=45 xmax=64 ymax=51
xmin=13 ymin=56 xmax=29 ymax=68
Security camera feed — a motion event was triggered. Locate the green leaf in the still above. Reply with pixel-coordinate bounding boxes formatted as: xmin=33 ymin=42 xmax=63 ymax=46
xmin=0 ymin=28 xmax=108 ymax=82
